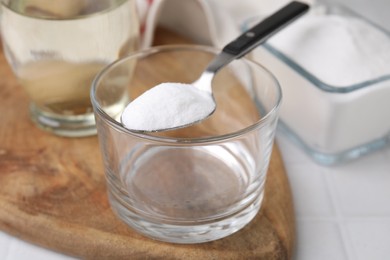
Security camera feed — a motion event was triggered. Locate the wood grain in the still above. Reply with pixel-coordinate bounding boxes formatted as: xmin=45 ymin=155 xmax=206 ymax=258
xmin=0 ymin=28 xmax=295 ymax=259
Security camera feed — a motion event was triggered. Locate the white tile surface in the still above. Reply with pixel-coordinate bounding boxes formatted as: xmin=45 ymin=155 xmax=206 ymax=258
xmin=284 ymin=163 xmax=335 ymax=218
xmin=294 ymin=220 xmax=348 ymax=260
xmin=328 ymin=160 xmax=390 ymax=217
xmin=277 ymin=129 xmax=390 ymax=260
xmin=347 ymin=220 xmax=390 ymax=260
xmin=0 ymin=232 xmax=12 ymax=259
xmin=0 ymin=233 xmax=75 ymax=260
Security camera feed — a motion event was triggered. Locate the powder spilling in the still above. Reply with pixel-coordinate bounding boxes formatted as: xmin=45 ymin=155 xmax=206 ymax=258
xmin=121 ymin=82 xmax=215 ymax=131
xmin=268 ymin=14 xmax=390 ymax=86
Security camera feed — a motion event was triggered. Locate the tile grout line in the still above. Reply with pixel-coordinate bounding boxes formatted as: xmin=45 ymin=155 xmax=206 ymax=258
xmin=322 ymin=167 xmax=358 ymax=260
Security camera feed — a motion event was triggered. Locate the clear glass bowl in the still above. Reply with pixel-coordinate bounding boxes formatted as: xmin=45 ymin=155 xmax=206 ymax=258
xmin=247 ymin=3 xmax=390 ymax=165
xmin=91 ymin=45 xmax=281 ymax=243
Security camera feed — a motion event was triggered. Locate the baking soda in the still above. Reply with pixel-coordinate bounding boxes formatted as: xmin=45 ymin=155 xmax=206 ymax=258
xmin=121 ymin=82 xmax=215 ymax=131
xmin=268 ymin=14 xmax=390 ymax=86
xmin=253 ymin=10 xmax=390 ymax=161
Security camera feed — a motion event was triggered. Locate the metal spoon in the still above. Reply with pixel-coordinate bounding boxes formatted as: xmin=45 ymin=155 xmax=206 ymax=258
xmin=122 ymin=1 xmax=309 ymax=132
xmin=193 ymin=1 xmax=309 ymax=93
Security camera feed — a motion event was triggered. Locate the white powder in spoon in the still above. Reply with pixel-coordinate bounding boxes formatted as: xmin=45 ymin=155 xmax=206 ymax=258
xmin=121 ymin=82 xmax=215 ymax=131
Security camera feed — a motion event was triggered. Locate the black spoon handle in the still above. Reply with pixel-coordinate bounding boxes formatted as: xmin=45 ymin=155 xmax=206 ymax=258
xmin=223 ymin=1 xmax=309 ymax=58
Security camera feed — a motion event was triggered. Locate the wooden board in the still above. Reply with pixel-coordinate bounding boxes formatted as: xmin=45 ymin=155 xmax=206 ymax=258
xmin=0 ymin=28 xmax=295 ymax=259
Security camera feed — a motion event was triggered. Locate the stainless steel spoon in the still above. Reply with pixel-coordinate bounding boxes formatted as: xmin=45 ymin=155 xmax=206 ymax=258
xmin=193 ymin=1 xmax=309 ymax=93
xmin=122 ymin=1 xmax=309 ymax=132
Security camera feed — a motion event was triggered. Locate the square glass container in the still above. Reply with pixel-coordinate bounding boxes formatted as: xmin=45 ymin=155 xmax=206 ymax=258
xmin=249 ymin=3 xmax=390 ymax=165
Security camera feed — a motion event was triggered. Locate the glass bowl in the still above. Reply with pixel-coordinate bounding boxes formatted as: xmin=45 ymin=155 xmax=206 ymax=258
xmin=91 ymin=45 xmax=282 ymax=243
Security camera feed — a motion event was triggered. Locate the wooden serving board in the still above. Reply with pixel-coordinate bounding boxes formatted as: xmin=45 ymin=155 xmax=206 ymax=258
xmin=0 ymin=28 xmax=295 ymax=259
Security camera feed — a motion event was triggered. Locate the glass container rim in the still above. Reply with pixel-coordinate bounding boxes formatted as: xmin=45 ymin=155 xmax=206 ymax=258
xmin=0 ymin=0 xmax=131 ymax=21
xmin=91 ymin=44 xmax=282 ymax=144
xmin=243 ymin=2 xmax=390 ymax=93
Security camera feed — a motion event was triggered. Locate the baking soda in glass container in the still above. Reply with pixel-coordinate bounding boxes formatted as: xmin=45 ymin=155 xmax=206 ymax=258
xmin=250 ymin=3 xmax=390 ymax=164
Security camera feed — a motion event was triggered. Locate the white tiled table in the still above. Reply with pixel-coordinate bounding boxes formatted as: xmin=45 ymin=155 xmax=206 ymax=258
xmin=277 ymin=132 xmax=390 ymax=260
xmin=1 ymin=129 xmax=389 ymax=260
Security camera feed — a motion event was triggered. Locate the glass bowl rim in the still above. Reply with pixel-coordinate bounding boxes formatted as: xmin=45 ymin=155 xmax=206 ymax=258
xmin=90 ymin=44 xmax=282 ymax=144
